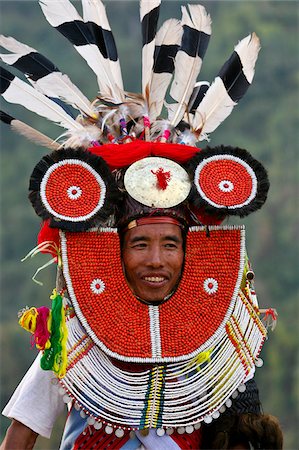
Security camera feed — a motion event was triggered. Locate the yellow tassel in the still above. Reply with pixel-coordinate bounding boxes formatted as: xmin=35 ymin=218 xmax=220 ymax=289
xmin=19 ymin=307 xmax=38 ymax=333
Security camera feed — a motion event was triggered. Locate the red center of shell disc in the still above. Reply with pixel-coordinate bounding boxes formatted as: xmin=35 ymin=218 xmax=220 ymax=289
xmin=199 ymin=159 xmax=253 ymax=206
xmin=45 ymin=164 xmax=101 ymax=218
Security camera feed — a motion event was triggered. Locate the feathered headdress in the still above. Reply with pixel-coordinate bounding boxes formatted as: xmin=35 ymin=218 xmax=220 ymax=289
xmin=1 ymin=0 xmax=259 ymax=149
xmin=0 ymin=0 xmax=267 ymax=228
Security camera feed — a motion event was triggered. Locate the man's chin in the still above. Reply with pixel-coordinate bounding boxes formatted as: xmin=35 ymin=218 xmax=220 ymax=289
xmin=136 ymin=288 xmax=172 ymax=304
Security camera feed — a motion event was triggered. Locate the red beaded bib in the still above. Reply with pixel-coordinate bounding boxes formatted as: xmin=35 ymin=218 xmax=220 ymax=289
xmin=61 ymin=226 xmax=245 ymax=362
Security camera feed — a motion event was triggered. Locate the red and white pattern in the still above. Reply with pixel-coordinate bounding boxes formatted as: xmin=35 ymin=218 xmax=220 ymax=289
xmin=67 ymin=185 xmax=82 ymax=200
xmin=203 ymin=277 xmax=218 ymax=295
xmin=40 ymin=159 xmax=106 ymax=222
xmin=194 ymin=155 xmax=257 ymax=209
xmin=61 ymin=226 xmax=245 ymax=362
xmin=90 ymin=278 xmax=105 ymax=295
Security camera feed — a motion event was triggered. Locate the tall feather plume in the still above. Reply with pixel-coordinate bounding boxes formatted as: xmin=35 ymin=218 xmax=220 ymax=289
xmin=168 ymin=4 xmax=211 ymax=127
xmin=148 ymin=18 xmax=182 ymax=121
xmin=140 ymin=0 xmax=161 ymax=101
xmin=0 ymin=66 xmax=83 ymax=131
xmin=39 ymin=0 xmax=122 ymax=102
xmin=192 ymin=33 xmax=261 ymax=140
xmin=0 ymin=35 xmax=95 ymax=116
xmin=0 ymin=110 xmax=60 ymax=150
xmin=81 ymin=0 xmax=123 ymax=91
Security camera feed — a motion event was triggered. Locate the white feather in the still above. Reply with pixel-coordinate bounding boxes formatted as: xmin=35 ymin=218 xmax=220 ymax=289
xmin=149 ymin=19 xmax=182 ymax=120
xmin=39 ymin=0 xmax=80 ymax=27
xmin=169 ymin=4 xmax=211 ymax=127
xmin=234 ymin=32 xmax=260 ymax=83
xmin=0 ymin=35 xmax=94 ymax=116
xmin=124 ymin=92 xmax=148 ymax=121
xmin=2 ymin=74 xmax=83 ymax=130
xmin=0 ymin=35 xmax=35 ymax=63
xmin=140 ymin=0 xmax=161 ymax=21
xmin=81 ymin=0 xmax=123 ymax=91
xmin=192 ymin=77 xmax=236 ymax=140
xmin=182 ymin=4 xmax=211 ymax=34
xmin=61 ymin=124 xmax=103 ymax=148
xmin=34 ymin=73 xmax=94 ymax=116
xmin=39 ymin=0 xmax=121 ymax=100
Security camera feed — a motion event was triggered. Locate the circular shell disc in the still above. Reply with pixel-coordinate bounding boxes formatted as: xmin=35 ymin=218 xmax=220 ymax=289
xmin=124 ymin=157 xmax=191 ymax=208
xmin=194 ymin=155 xmax=257 ymax=209
xmin=40 ymin=159 xmax=106 ymax=222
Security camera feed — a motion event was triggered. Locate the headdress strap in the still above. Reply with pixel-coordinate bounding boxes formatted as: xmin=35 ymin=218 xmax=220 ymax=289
xmin=124 ymin=216 xmax=185 ymax=232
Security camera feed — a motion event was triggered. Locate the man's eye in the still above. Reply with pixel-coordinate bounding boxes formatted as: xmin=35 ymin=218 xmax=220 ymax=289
xmin=165 ymin=243 xmax=177 ymax=249
xmin=132 ymin=243 xmax=147 ymax=248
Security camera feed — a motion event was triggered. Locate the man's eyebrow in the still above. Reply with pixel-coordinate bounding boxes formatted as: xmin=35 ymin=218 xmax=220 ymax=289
xmin=129 ymin=235 xmax=150 ymax=243
xmin=163 ymin=235 xmax=182 ymax=243
xmin=128 ymin=234 xmax=182 ymax=244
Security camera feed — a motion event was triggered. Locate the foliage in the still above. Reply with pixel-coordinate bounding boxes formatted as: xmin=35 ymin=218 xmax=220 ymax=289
xmin=0 ymin=1 xmax=298 ymax=448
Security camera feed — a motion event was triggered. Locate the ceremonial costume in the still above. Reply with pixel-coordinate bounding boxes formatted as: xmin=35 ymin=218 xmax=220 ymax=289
xmin=1 ymin=1 xmax=282 ymax=448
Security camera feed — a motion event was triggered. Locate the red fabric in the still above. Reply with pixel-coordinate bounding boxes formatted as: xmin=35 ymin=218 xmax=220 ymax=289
xmin=189 ymin=205 xmax=224 ymax=226
xmin=73 ymin=427 xmax=130 ymax=449
xmin=88 ymin=140 xmax=199 ymax=170
xmin=73 ymin=426 xmax=202 ymax=449
xmin=37 ymin=220 xmax=60 ymax=258
xmin=172 ymin=428 xmax=202 ymax=449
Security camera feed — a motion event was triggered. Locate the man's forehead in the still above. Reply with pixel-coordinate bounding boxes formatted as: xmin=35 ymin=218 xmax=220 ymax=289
xmin=124 ymin=222 xmax=183 ymax=241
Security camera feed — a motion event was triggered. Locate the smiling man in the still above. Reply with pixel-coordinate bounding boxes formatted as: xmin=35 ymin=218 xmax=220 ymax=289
xmin=122 ymin=220 xmax=184 ymax=304
xmin=1 ymin=0 xmax=283 ymax=447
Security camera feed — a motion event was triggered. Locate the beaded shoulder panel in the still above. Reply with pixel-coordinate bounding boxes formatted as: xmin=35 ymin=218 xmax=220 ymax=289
xmin=61 ymin=226 xmax=245 ymax=362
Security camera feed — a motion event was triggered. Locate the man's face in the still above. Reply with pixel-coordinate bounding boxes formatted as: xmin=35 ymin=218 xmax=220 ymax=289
xmin=122 ymin=223 xmax=184 ymax=303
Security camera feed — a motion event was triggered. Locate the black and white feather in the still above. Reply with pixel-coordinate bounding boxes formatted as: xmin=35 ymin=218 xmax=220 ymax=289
xmin=148 ymin=18 xmax=182 ymax=120
xmin=1 ymin=2 xmax=261 ymax=151
xmin=187 ymin=81 xmax=210 ymax=115
xmin=39 ymin=0 xmax=123 ymax=102
xmin=192 ymin=33 xmax=261 ymax=140
xmin=0 ymin=35 xmax=94 ymax=116
xmin=0 ymin=66 xmax=83 ymax=130
xmin=168 ymin=4 xmax=211 ymax=127
xmin=81 ymin=0 xmax=123 ymax=92
xmin=0 ymin=66 xmax=104 ymax=148
xmin=140 ymin=0 xmax=161 ymax=101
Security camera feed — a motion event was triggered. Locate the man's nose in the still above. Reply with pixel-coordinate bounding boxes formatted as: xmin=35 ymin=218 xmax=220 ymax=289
xmin=147 ymin=246 xmax=164 ymax=267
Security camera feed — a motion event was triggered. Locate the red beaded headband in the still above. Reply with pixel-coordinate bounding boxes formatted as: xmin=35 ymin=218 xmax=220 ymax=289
xmin=123 ymin=216 xmax=185 ymax=233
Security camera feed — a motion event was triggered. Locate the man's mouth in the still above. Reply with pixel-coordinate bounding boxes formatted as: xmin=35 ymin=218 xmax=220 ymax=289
xmin=143 ymin=276 xmax=167 ymax=283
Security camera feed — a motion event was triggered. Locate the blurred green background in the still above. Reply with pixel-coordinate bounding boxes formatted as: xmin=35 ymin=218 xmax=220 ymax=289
xmin=0 ymin=1 xmax=298 ymax=448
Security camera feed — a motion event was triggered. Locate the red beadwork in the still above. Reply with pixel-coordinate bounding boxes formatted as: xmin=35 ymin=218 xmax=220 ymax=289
xmin=44 ymin=164 xmax=102 ymax=218
xmin=62 ymin=228 xmax=243 ymax=359
xmin=198 ymin=158 xmax=253 ymax=206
